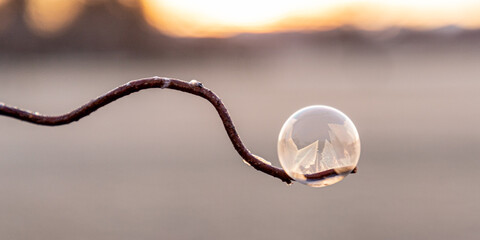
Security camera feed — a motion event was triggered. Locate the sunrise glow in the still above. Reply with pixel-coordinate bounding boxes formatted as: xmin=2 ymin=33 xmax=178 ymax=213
xmin=3 ymin=0 xmax=480 ymax=37
xmin=24 ymin=0 xmax=85 ymax=36
xmin=140 ymin=0 xmax=480 ymax=37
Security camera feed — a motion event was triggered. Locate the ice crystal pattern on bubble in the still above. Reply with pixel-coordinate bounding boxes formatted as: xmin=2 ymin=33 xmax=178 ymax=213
xmin=278 ymin=106 xmax=360 ymax=187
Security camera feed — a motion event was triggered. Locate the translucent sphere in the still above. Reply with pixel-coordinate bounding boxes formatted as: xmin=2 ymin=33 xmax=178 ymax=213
xmin=278 ymin=106 xmax=360 ymax=187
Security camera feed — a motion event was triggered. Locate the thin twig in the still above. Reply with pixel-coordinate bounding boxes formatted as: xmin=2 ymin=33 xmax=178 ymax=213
xmin=0 ymin=77 xmax=356 ymax=184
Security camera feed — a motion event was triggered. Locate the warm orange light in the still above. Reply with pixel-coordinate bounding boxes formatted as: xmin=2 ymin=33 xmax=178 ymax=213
xmin=0 ymin=0 xmax=9 ymax=7
xmin=25 ymin=0 xmax=85 ymax=36
xmin=140 ymin=0 xmax=343 ymax=37
xmin=141 ymin=0 xmax=480 ymax=37
xmin=18 ymin=0 xmax=480 ymax=38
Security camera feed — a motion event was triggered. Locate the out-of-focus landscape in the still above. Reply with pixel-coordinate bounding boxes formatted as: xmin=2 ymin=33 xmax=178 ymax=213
xmin=1 ymin=0 xmax=480 ymax=239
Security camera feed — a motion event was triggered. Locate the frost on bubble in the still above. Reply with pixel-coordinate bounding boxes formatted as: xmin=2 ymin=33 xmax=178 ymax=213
xmin=278 ymin=106 xmax=360 ymax=187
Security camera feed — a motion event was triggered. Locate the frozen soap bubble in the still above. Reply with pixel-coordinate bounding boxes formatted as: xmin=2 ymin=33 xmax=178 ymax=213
xmin=278 ymin=106 xmax=360 ymax=187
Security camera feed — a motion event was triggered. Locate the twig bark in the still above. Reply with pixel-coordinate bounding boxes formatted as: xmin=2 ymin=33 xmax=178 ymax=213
xmin=0 ymin=77 xmax=356 ymax=184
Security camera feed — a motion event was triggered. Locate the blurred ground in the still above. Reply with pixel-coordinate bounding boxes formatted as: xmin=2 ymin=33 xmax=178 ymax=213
xmin=1 ymin=35 xmax=480 ymax=240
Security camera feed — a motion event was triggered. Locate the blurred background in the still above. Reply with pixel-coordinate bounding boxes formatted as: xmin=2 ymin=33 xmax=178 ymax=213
xmin=1 ymin=0 xmax=480 ymax=239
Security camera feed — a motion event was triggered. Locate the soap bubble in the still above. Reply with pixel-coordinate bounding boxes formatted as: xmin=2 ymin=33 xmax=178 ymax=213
xmin=278 ymin=106 xmax=360 ymax=187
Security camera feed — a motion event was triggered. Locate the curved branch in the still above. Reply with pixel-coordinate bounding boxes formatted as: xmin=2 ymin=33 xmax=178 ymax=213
xmin=0 ymin=77 xmax=356 ymax=184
